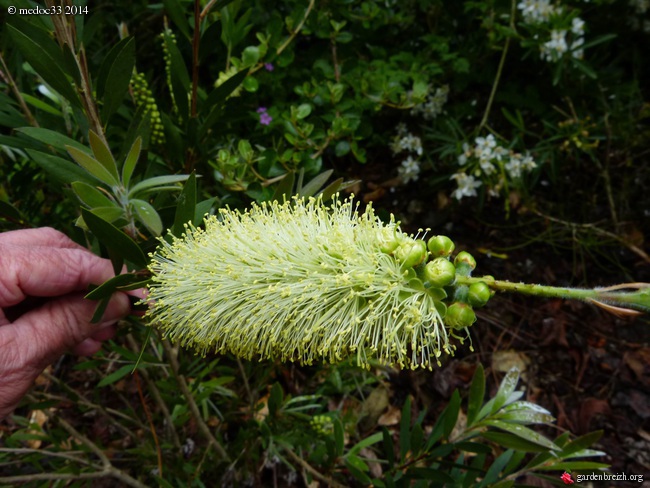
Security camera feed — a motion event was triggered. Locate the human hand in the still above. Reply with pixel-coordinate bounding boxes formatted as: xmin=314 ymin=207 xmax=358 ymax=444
xmin=0 ymin=227 xmax=132 ymax=419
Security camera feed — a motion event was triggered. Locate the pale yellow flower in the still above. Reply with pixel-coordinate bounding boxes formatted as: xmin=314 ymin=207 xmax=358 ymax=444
xmin=145 ymin=196 xmax=458 ymax=369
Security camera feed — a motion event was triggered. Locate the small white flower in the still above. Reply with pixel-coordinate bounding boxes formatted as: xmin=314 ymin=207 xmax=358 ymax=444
xmin=571 ymin=17 xmax=586 ymax=35
xmin=450 ymin=172 xmax=482 ymax=200
xmin=398 ymin=156 xmax=421 ymax=183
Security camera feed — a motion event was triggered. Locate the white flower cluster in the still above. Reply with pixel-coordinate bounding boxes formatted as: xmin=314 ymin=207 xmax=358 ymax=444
xmin=518 ymin=0 xmax=560 ymax=23
xmin=391 ymin=124 xmax=422 ymax=183
xmin=451 ymin=134 xmax=537 ymax=200
xmin=517 ymin=1 xmax=587 ymax=62
xmin=540 ymin=18 xmax=586 ymax=61
xmin=411 ymin=85 xmax=449 ymax=120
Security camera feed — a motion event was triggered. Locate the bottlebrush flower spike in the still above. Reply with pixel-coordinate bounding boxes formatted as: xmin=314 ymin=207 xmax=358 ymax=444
xmin=145 ymin=196 xmax=462 ymax=369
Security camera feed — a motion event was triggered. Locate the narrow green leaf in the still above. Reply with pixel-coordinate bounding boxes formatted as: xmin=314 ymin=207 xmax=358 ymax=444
xmin=426 ymin=389 xmax=461 ymax=449
xmin=122 ymin=137 xmax=142 ymax=188
xmin=272 ymin=172 xmax=295 ymax=202
xmin=17 ymin=127 xmax=89 ymax=153
xmin=334 ymin=418 xmax=345 ymax=457
xmin=21 ymin=94 xmax=63 ymax=116
xmin=318 ymin=177 xmax=345 ymax=202
xmin=483 ymin=420 xmax=561 ymax=451
xmin=268 ymin=382 xmax=283 ymax=417
xmin=97 ymin=364 xmax=136 ymax=387
xmin=67 ymin=146 xmax=120 ymax=187
xmin=400 ymin=396 xmax=411 ymax=461
xmin=443 ymin=390 xmax=461 ymax=438
xmin=71 ymin=182 xmax=116 ymax=208
xmin=90 ymin=296 xmax=111 ymax=324
xmin=482 ymin=431 xmax=554 ymax=453
xmin=493 ymin=409 xmax=555 ymax=425
xmin=347 ymin=452 xmax=370 ymax=472
xmin=173 ymin=172 xmax=197 ymax=237
xmin=131 ymin=199 xmax=163 ymax=236
xmin=77 ymin=207 xmax=125 ymax=226
xmin=6 ymin=24 xmax=80 ymax=107
xmin=202 ymin=69 xmax=248 ymax=116
xmin=88 ymin=130 xmax=119 ymax=181
xmin=404 ymin=468 xmax=455 ymax=484
xmin=163 ymin=0 xmax=191 ymax=39
xmin=491 ymin=367 xmax=520 ymax=414
xmin=86 ymin=274 xmax=144 ymax=300
xmin=454 ymin=441 xmax=492 ymax=454
xmin=194 ymin=197 xmax=217 ymax=225
xmin=479 ymin=450 xmax=513 ymax=487
xmin=299 ymin=169 xmax=333 ymax=198
xmin=560 ymin=431 xmax=603 ymax=457
xmin=467 ymin=364 xmax=485 ymax=425
xmin=381 ymin=427 xmax=395 ymax=468
xmin=346 ymin=459 xmax=371 ymax=484
xmin=97 ymin=37 xmax=135 ymax=122
xmin=128 ymin=175 xmax=190 ymax=198
xmin=26 ymin=149 xmax=97 ymax=185
xmin=81 ymin=208 xmax=147 ymax=267
xmin=535 ymin=461 xmax=609 ymax=471
xmin=0 ymin=200 xmax=25 ymax=222
xmin=348 ymin=432 xmax=383 ymax=456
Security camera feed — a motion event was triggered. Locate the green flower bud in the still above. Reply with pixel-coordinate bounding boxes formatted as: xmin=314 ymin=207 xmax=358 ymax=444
xmin=424 ymin=258 xmax=456 ymax=288
xmin=454 ymin=251 xmax=476 ymax=270
xmin=427 ymin=235 xmax=455 ymax=257
xmin=445 ymin=302 xmax=476 ymax=329
xmin=454 ymin=251 xmax=477 ymax=276
xmin=395 ymin=239 xmax=427 ymax=268
xmin=377 ymin=226 xmax=401 ymax=254
xmin=467 ymin=282 xmax=491 ymax=307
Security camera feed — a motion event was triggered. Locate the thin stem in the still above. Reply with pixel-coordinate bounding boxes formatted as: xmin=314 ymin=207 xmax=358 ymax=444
xmin=0 ymin=52 xmax=38 ymax=127
xmin=478 ymin=0 xmax=516 ymax=132
xmin=455 ymin=275 xmax=650 ymax=313
xmin=191 ymin=0 xmax=200 ymax=119
xmin=162 ymin=339 xmax=231 ymax=461
xmin=283 ymin=447 xmax=346 ymax=488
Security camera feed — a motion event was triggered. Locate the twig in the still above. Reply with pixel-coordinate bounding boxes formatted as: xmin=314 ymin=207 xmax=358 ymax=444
xmin=532 ymin=209 xmax=650 ymax=265
xmin=0 ymin=52 xmax=38 ymax=127
xmin=134 ymin=371 xmax=163 ymax=477
xmin=478 ymin=0 xmax=516 ymax=132
xmin=283 ymin=447 xmax=347 ymax=488
xmin=161 ymin=339 xmax=231 ymax=461
xmin=191 ymin=0 xmax=200 ymax=119
xmin=236 ymin=357 xmax=254 ymax=405
xmin=126 ymin=333 xmax=182 ymax=450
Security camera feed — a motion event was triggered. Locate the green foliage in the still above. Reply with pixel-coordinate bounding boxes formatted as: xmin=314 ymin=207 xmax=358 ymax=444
xmin=0 ymin=0 xmax=646 ymax=485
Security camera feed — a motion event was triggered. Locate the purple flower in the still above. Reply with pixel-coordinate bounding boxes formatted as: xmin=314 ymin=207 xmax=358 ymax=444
xmin=257 ymin=107 xmax=267 ymax=113
xmin=264 ymin=63 xmax=274 ymax=72
xmin=260 ymin=112 xmax=273 ymax=126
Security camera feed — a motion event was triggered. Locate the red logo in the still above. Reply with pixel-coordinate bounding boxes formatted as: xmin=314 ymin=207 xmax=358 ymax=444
xmin=561 ymin=471 xmax=575 ymax=485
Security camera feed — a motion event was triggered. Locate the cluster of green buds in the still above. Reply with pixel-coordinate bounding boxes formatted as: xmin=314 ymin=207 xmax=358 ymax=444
xmin=383 ymin=233 xmax=493 ymax=335
xmin=160 ymin=29 xmax=177 ymax=114
xmin=215 ymin=66 xmax=243 ymax=98
xmin=131 ymin=71 xmax=165 ymax=145
xmin=310 ymin=415 xmax=335 ymax=437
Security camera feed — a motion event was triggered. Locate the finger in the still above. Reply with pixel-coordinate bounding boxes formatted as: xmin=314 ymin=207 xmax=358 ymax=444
xmin=0 ymin=246 xmax=120 ymax=307
xmin=0 ymin=227 xmax=87 ymax=250
xmin=7 ymin=292 xmax=130 ymax=371
xmin=71 ymin=321 xmax=117 ymax=356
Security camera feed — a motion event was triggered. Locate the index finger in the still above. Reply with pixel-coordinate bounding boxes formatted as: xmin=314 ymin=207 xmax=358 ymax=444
xmin=0 ymin=245 xmax=120 ymax=308
xmin=0 ymin=227 xmax=87 ymax=250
